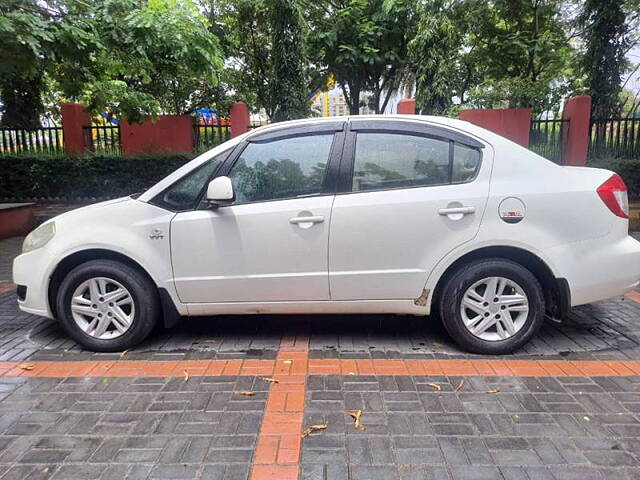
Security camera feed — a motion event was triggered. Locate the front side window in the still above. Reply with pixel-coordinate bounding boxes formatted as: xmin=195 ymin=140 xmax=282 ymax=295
xmin=352 ymin=133 xmax=450 ymax=192
xmin=156 ymin=155 xmax=222 ymax=211
xmin=228 ymin=134 xmax=333 ymax=203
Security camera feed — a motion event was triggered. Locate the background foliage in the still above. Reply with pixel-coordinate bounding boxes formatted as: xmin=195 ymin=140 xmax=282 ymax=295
xmin=0 ymin=0 xmax=639 ymax=123
xmin=0 ymin=154 xmax=193 ymax=199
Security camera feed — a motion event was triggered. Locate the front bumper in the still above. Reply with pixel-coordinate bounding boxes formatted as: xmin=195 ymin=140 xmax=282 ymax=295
xmin=13 ymin=247 xmax=55 ymax=318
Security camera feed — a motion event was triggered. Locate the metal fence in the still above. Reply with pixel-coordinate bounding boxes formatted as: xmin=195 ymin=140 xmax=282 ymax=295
xmin=589 ymin=117 xmax=640 ymax=160
xmin=82 ymin=124 xmax=121 ymax=154
xmin=529 ymin=118 xmax=569 ymax=164
xmin=193 ymin=124 xmax=231 ymax=151
xmin=0 ymin=127 xmax=64 ymax=155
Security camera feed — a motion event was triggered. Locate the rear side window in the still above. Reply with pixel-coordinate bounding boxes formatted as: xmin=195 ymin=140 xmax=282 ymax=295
xmin=228 ymin=134 xmax=333 ymax=203
xmin=351 ymin=132 xmax=481 ymax=192
xmin=453 ymin=143 xmax=481 ymax=183
xmin=352 ymin=133 xmax=449 ymax=191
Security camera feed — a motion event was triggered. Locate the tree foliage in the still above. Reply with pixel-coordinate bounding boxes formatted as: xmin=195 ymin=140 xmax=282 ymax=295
xmin=309 ymin=0 xmax=413 ymax=114
xmin=578 ymin=0 xmax=630 ymax=118
xmin=1 ymin=0 xmax=639 ymax=125
xmin=269 ymin=0 xmax=309 ymax=121
xmin=0 ymin=0 xmax=223 ymax=125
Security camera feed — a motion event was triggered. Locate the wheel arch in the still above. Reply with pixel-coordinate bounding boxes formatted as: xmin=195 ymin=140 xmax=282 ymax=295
xmin=429 ymin=245 xmax=570 ymax=320
xmin=48 ymin=249 xmax=181 ymax=328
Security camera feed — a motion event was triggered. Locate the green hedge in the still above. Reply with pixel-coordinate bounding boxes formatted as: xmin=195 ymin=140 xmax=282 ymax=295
xmin=587 ymin=157 xmax=640 ymax=200
xmin=0 ymin=153 xmax=195 ymax=200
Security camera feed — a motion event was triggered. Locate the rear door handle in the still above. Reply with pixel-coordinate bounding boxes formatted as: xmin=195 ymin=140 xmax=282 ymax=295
xmin=438 ymin=206 xmax=475 ymax=216
xmin=289 ymin=215 xmax=325 ymax=224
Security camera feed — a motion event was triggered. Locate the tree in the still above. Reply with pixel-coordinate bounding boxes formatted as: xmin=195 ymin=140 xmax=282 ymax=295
xmin=578 ymin=0 xmax=630 ymax=118
xmin=408 ymin=0 xmax=462 ymax=114
xmin=465 ymin=0 xmax=574 ymax=114
xmin=0 ymin=0 xmax=97 ymax=127
xmin=76 ymin=0 xmax=224 ymax=121
xmin=309 ymin=0 xmax=413 ymax=114
xmin=0 ymin=0 xmax=224 ymax=125
xmin=269 ymin=0 xmax=309 ymax=121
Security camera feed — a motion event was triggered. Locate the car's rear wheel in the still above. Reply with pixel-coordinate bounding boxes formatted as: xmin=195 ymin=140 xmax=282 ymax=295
xmin=56 ymin=259 xmax=159 ymax=352
xmin=439 ymin=258 xmax=545 ymax=354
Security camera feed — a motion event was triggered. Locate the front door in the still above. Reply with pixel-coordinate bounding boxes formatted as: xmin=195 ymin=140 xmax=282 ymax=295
xmin=171 ymin=132 xmax=339 ymax=303
xmin=329 ymin=124 xmax=490 ymax=300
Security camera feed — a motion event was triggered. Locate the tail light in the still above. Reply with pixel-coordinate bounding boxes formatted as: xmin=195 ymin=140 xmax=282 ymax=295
xmin=597 ymin=174 xmax=629 ymax=218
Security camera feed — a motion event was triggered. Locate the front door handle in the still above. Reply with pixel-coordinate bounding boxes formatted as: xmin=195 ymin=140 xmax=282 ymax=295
xmin=289 ymin=215 xmax=325 ymax=225
xmin=438 ymin=206 xmax=475 ymax=216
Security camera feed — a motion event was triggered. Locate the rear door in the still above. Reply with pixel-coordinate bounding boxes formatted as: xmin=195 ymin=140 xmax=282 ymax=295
xmin=328 ymin=119 xmax=490 ymax=300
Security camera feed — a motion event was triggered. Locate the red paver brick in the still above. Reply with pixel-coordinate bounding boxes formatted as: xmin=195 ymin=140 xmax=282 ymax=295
xmin=624 ymin=290 xmax=640 ymax=303
xmin=0 ymin=283 xmax=16 ymax=294
xmin=254 ymin=436 xmax=279 ymax=464
xmin=251 ymin=465 xmax=299 ymax=480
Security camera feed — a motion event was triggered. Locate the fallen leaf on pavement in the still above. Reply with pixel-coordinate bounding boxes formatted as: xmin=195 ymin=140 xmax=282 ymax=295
xmin=486 ymin=388 xmax=500 ymax=394
xmin=347 ymin=410 xmax=367 ymax=430
xmin=234 ymin=390 xmax=256 ymax=396
xmin=183 ymin=370 xmax=189 ymax=382
xmin=19 ymin=364 xmax=35 ymax=371
xmin=454 ymin=379 xmax=465 ymax=393
xmin=301 ymin=424 xmax=327 ymax=438
xmin=261 ymin=377 xmax=279 ymax=384
xmin=427 ymin=383 xmax=441 ymax=391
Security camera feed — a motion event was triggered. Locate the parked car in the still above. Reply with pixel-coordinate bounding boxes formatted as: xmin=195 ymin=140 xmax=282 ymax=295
xmin=13 ymin=116 xmax=640 ymax=354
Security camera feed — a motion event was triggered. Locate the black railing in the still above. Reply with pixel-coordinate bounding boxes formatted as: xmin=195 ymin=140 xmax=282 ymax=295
xmin=193 ymin=124 xmax=231 ymax=151
xmin=0 ymin=127 xmax=64 ymax=155
xmin=529 ymin=118 xmax=569 ymax=164
xmin=589 ymin=117 xmax=640 ymax=160
xmin=83 ymin=124 xmax=121 ymax=154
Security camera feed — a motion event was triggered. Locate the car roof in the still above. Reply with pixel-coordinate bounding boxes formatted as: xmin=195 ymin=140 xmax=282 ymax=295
xmin=248 ymin=114 xmax=474 ymax=133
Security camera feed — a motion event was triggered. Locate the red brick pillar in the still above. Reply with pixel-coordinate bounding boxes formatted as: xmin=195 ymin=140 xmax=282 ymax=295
xmin=230 ymin=102 xmax=250 ymax=138
xmin=459 ymin=108 xmax=532 ymax=147
xmin=562 ymin=95 xmax=592 ymax=166
xmin=61 ymin=103 xmax=91 ymax=156
xmin=397 ymin=99 xmax=416 ymax=115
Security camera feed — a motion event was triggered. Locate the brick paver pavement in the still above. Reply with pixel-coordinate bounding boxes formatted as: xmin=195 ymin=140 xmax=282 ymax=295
xmin=0 ymin=236 xmax=639 ymax=479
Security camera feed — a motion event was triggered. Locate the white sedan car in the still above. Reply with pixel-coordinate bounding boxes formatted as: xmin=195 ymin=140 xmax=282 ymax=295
xmin=13 ymin=116 xmax=640 ymax=354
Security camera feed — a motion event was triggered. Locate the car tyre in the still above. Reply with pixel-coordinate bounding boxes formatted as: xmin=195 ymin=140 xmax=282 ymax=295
xmin=56 ymin=259 xmax=159 ymax=352
xmin=439 ymin=258 xmax=545 ymax=355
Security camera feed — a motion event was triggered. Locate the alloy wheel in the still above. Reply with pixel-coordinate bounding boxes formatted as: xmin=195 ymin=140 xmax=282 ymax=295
xmin=70 ymin=277 xmax=135 ymax=340
xmin=460 ymin=276 xmax=529 ymax=341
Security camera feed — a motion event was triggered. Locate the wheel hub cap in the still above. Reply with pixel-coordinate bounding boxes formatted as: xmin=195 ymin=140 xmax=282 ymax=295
xmin=70 ymin=277 xmax=135 ymax=340
xmin=460 ymin=276 xmax=529 ymax=342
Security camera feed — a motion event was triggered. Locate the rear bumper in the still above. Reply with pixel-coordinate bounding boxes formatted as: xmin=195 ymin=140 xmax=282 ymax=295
xmin=547 ymin=234 xmax=640 ymax=307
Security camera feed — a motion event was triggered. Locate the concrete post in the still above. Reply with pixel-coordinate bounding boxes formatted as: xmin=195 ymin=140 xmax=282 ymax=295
xmin=562 ymin=95 xmax=592 ymax=166
xmin=397 ymin=99 xmax=416 ymax=115
xmin=230 ymin=102 xmax=250 ymax=138
xmin=60 ymin=103 xmax=91 ymax=156
xmin=459 ymin=108 xmax=532 ymax=147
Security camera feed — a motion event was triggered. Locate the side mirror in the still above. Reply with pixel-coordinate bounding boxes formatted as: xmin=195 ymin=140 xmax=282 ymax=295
xmin=206 ymin=176 xmax=234 ymax=207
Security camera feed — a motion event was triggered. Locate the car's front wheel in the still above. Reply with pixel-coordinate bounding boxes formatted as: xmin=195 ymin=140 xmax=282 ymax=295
xmin=56 ymin=259 xmax=159 ymax=352
xmin=439 ymin=258 xmax=545 ymax=354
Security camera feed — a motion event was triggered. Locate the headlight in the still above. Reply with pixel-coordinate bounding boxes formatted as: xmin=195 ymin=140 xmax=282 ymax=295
xmin=22 ymin=222 xmax=56 ymax=253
